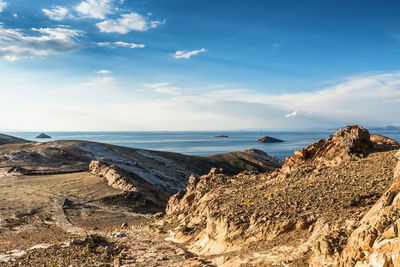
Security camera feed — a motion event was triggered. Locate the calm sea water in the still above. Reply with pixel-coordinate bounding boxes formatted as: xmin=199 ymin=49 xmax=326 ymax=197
xmin=6 ymin=130 xmax=400 ymax=160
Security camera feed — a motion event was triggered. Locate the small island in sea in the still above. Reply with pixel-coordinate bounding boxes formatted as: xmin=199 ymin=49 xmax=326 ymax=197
xmin=35 ymin=133 xmax=51 ymax=139
xmin=257 ymin=136 xmax=284 ymax=143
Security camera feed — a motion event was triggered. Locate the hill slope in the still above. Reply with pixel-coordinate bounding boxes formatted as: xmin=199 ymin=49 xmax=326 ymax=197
xmin=161 ymin=125 xmax=400 ymax=266
xmin=0 ymin=134 xmax=30 ymax=145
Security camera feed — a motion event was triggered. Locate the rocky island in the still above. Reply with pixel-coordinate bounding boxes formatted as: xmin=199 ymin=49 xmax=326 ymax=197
xmin=257 ymin=136 xmax=284 ymax=143
xmin=1 ymin=125 xmax=400 ymax=266
xmin=35 ymin=133 xmax=52 ymax=139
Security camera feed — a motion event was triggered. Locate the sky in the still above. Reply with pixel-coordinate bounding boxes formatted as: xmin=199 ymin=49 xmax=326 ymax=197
xmin=1 ymin=0 xmax=400 ymax=131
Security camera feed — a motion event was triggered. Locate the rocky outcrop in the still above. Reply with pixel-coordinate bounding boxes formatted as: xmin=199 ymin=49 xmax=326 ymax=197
xmin=370 ymin=134 xmax=400 ymax=151
xmin=257 ymin=136 xmax=284 ymax=143
xmin=89 ymin=160 xmax=170 ymax=210
xmin=341 ymin=150 xmax=400 ymax=266
xmin=90 ymin=160 xmax=151 ymax=192
xmin=282 ymin=125 xmax=398 ymax=174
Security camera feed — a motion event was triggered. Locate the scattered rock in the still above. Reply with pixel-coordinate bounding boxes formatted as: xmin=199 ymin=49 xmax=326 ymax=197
xmin=341 ymin=149 xmax=400 ymax=266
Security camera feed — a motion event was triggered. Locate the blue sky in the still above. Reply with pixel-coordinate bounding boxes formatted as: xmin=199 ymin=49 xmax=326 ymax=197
xmin=1 ymin=0 xmax=400 ymax=131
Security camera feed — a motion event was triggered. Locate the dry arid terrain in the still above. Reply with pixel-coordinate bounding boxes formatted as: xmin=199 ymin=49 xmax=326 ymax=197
xmin=1 ymin=126 xmax=400 ymax=266
xmin=0 ymin=133 xmax=280 ymax=266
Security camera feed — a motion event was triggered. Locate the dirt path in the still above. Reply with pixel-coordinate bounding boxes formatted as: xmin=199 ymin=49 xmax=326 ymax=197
xmin=0 ymin=172 xmax=211 ymax=266
xmin=113 ymin=228 xmax=214 ymax=267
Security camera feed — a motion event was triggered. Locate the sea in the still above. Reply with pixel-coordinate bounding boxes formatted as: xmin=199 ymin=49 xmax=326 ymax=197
xmin=6 ymin=130 xmax=400 ymax=160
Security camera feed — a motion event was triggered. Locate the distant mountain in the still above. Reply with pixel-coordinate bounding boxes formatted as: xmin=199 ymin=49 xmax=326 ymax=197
xmin=370 ymin=125 xmax=400 ymax=131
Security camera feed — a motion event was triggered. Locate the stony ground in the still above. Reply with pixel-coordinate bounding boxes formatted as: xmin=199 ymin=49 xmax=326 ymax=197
xmin=2 ymin=229 xmax=214 ymax=267
xmin=0 ymin=172 xmax=213 ymax=266
xmin=162 ymin=144 xmax=400 ymax=265
xmin=172 ymin=149 xmax=397 ymax=227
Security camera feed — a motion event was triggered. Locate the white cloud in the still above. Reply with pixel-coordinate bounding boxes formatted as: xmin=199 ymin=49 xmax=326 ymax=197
xmin=75 ymin=0 xmax=115 ymax=19
xmin=96 ymin=12 xmax=164 ymax=34
xmin=174 ymin=48 xmax=207 ymax=59
xmin=2 ymin=71 xmax=400 ymax=131
xmin=0 ymin=0 xmax=7 ymax=13
xmin=42 ymin=6 xmax=70 ymax=21
xmin=97 ymin=41 xmax=145 ymax=48
xmin=285 ymin=110 xmax=298 ymax=118
xmin=0 ymin=26 xmax=84 ymax=61
xmin=136 ymin=72 xmax=400 ymax=129
xmin=144 ymin=82 xmax=184 ymax=95
xmin=96 ymin=69 xmax=111 ymax=74
xmin=81 ymin=76 xmax=114 ymax=86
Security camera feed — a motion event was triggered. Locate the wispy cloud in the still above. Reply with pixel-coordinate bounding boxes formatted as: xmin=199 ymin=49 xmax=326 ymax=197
xmin=144 ymin=82 xmax=185 ymax=95
xmin=75 ymin=0 xmax=115 ymax=19
xmin=96 ymin=69 xmax=111 ymax=74
xmin=0 ymin=26 xmax=84 ymax=61
xmin=3 ymin=72 xmax=400 ymax=131
xmin=97 ymin=41 xmax=145 ymax=48
xmin=96 ymin=12 xmax=164 ymax=34
xmin=285 ymin=110 xmax=298 ymax=118
xmin=0 ymin=0 xmax=7 ymax=13
xmin=81 ymin=76 xmax=114 ymax=86
xmin=42 ymin=6 xmax=70 ymax=21
xmin=174 ymin=48 xmax=207 ymax=59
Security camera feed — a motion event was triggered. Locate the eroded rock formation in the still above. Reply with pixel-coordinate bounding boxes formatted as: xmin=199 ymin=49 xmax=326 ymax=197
xmin=282 ymin=125 xmax=372 ymax=174
xmin=89 ymin=160 xmax=170 ymax=210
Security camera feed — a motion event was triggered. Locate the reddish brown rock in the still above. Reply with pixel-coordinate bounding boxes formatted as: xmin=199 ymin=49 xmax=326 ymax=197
xmin=282 ymin=125 xmax=398 ymax=174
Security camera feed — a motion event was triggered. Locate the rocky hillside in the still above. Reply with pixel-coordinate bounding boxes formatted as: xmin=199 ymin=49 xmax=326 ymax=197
xmin=341 ymin=150 xmax=400 ymax=266
xmin=0 ymin=134 xmax=31 ymax=145
xmin=0 ymin=136 xmax=282 ymax=206
xmin=160 ymin=126 xmax=400 ymax=266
